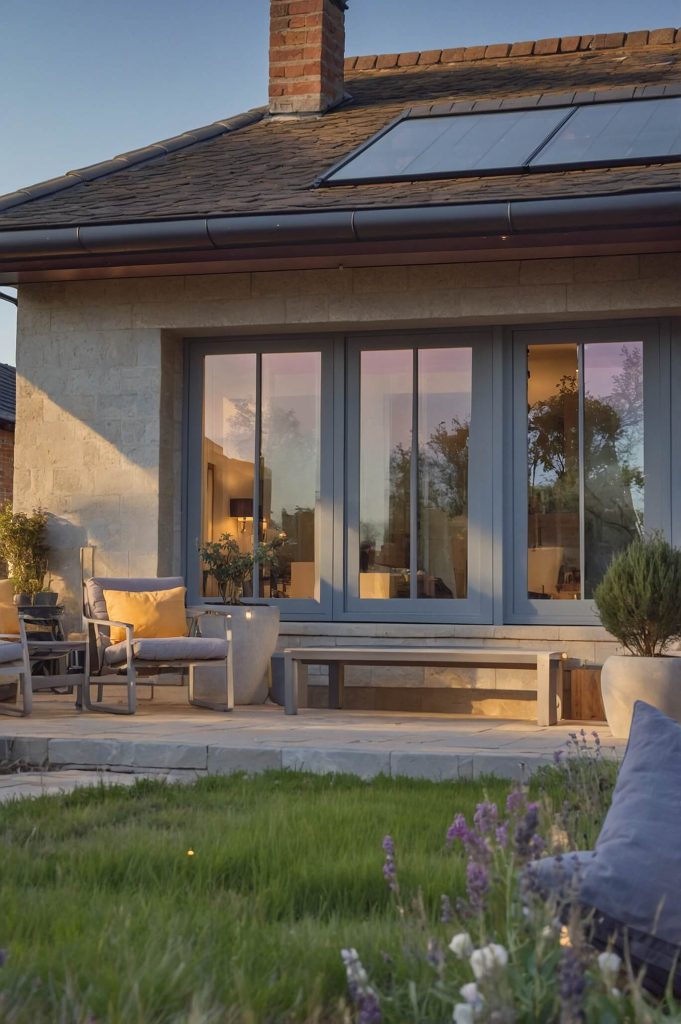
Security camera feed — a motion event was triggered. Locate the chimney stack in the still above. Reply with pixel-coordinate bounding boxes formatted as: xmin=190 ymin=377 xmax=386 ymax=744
xmin=269 ymin=0 xmax=347 ymax=116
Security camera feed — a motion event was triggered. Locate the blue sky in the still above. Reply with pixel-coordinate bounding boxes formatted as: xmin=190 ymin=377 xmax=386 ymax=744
xmin=0 ymin=0 xmax=678 ymax=365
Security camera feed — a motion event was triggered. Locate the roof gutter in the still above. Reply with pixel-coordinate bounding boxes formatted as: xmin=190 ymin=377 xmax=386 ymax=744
xmin=0 ymin=190 xmax=678 ymax=266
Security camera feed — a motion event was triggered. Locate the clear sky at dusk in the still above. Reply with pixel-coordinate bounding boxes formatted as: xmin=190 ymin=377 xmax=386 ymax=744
xmin=0 ymin=0 xmax=678 ymax=364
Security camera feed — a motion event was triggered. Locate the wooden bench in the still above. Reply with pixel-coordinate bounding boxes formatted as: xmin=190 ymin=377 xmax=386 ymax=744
xmin=283 ymin=647 xmax=567 ymax=726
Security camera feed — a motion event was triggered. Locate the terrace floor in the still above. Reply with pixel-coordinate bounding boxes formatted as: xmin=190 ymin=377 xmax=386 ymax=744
xmin=0 ymin=692 xmax=625 ymax=797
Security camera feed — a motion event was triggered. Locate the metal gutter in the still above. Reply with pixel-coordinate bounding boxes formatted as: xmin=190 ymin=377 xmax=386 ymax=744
xmin=0 ymin=190 xmax=678 ymax=266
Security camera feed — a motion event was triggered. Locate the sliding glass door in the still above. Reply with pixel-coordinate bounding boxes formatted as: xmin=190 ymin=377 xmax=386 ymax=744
xmin=344 ymin=333 xmax=493 ymax=622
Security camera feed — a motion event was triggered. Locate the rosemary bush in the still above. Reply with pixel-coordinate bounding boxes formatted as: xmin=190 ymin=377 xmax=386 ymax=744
xmin=593 ymin=532 xmax=681 ymax=656
xmin=198 ymin=531 xmax=285 ymax=604
xmin=0 ymin=503 xmax=49 ymax=597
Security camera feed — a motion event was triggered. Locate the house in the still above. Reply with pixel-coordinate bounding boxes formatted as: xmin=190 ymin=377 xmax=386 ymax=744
xmin=0 ymin=2 xmax=679 ymax=714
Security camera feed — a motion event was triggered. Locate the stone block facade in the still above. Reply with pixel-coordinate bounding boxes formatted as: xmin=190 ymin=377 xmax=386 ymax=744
xmin=14 ymin=252 xmax=681 ymax=672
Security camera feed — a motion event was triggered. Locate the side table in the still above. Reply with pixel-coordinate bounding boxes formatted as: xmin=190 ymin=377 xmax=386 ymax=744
xmin=25 ymin=638 xmax=90 ymax=713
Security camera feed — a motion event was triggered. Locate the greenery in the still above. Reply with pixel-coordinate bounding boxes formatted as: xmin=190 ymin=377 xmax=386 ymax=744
xmin=1 ymin=747 xmax=672 ymax=1024
xmin=198 ymin=532 xmax=285 ymax=604
xmin=0 ymin=503 xmax=49 ymax=597
xmin=593 ymin=531 xmax=681 ymax=656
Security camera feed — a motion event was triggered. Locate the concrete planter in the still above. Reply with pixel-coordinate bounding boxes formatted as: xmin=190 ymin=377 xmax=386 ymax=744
xmin=600 ymin=655 xmax=681 ymax=738
xmin=193 ymin=604 xmax=280 ymax=706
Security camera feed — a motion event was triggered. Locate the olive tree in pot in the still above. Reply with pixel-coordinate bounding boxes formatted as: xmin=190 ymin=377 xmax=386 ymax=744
xmin=594 ymin=532 xmax=681 ymax=738
xmin=197 ymin=533 xmax=285 ymax=704
xmin=0 ymin=504 xmax=51 ymax=605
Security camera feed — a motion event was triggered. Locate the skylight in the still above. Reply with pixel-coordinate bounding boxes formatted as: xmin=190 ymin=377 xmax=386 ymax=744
xmin=321 ymin=96 xmax=681 ymax=185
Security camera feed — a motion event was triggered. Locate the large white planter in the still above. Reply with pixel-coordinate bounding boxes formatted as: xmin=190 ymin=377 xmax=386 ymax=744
xmin=600 ymin=655 xmax=681 ymax=739
xmin=192 ymin=604 xmax=280 ymax=706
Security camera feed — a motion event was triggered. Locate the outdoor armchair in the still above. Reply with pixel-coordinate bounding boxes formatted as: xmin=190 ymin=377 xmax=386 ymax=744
xmin=0 ymin=616 xmax=33 ymax=716
xmin=83 ymin=576 xmax=234 ymax=715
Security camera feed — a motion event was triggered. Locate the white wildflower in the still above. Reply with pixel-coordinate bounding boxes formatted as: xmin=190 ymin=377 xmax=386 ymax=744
xmin=449 ymin=932 xmax=474 ymax=959
xmin=459 ymin=981 xmax=482 ymax=1005
xmin=470 ymin=943 xmax=509 ymax=979
xmin=597 ymin=951 xmax=622 ymax=986
xmin=453 ymin=1004 xmax=475 ymax=1024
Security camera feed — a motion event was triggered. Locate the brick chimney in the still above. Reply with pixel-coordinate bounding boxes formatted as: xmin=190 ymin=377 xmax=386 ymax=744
xmin=269 ymin=0 xmax=348 ymax=116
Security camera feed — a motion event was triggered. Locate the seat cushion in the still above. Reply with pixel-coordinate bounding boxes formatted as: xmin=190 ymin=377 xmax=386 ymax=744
xmin=0 ymin=579 xmax=19 ymax=635
xmin=104 ymin=635 xmax=228 ymax=665
xmin=0 ymin=641 xmax=24 ymax=664
xmin=102 ymin=587 xmax=188 ymax=643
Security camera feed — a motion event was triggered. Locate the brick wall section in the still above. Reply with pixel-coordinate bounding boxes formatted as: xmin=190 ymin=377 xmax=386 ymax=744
xmin=13 ymin=251 xmax=681 ymax=642
xmin=270 ymin=0 xmax=346 ymax=114
xmin=345 ymin=26 xmax=681 ymax=71
xmin=0 ymin=425 xmax=14 ymax=507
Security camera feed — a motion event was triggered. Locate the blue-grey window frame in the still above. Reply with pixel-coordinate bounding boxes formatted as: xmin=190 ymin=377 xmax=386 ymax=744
xmin=505 ymin=319 xmax=671 ymax=626
xmin=341 ymin=329 xmax=494 ymax=623
xmin=184 ymin=334 xmax=335 ymax=620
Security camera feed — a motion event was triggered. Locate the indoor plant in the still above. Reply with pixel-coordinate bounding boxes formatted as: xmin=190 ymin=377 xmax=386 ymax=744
xmin=594 ymin=531 xmax=681 ymax=737
xmin=196 ymin=532 xmax=285 ymax=704
xmin=0 ymin=503 xmax=50 ymax=604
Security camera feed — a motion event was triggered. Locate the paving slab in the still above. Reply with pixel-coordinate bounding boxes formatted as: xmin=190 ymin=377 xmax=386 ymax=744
xmin=0 ymin=695 xmax=625 ymax=782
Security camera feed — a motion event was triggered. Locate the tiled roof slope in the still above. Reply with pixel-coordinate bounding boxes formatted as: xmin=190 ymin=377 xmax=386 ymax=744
xmin=0 ymin=364 xmax=16 ymax=426
xmin=0 ymin=30 xmax=679 ymax=230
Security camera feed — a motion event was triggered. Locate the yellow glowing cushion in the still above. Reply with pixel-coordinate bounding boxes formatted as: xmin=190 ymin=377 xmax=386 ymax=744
xmin=102 ymin=587 xmax=188 ymax=643
xmin=0 ymin=579 xmax=19 ymax=635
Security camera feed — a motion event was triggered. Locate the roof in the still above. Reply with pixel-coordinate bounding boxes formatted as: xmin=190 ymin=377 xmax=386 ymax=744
xmin=0 ymin=27 xmax=679 ymax=232
xmin=0 ymin=364 xmax=16 ymax=426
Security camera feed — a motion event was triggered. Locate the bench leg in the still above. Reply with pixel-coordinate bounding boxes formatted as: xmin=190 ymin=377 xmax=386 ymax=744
xmin=536 ymin=654 xmax=560 ymax=726
xmin=328 ymin=662 xmax=345 ymax=709
xmin=285 ymin=656 xmax=309 ymax=715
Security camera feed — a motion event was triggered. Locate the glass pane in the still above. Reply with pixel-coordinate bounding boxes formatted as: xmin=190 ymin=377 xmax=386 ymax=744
xmin=260 ymin=352 xmax=322 ymax=600
xmin=329 ymin=108 xmax=570 ymax=182
xmin=583 ymin=342 xmax=644 ymax=597
xmin=531 ymin=97 xmax=681 ymax=166
xmin=404 ymin=108 xmax=569 ymax=175
xmin=359 ymin=350 xmax=412 ymax=599
xmin=527 ymin=345 xmax=580 ymax=600
xmin=202 ymin=353 xmax=257 ymax=598
xmin=418 ymin=348 xmax=472 ymax=599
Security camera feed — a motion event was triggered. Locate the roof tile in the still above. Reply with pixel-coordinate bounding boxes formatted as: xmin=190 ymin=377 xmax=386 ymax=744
xmin=417 ymin=49 xmax=442 ymax=65
xmin=509 ymin=41 xmax=534 ymax=56
xmin=648 ymin=27 xmax=676 ymax=44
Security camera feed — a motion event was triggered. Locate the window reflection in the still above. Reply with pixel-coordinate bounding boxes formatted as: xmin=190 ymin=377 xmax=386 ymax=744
xmin=527 ymin=341 xmax=644 ymax=600
xmin=202 ymin=350 xmax=322 ymax=602
xmin=418 ymin=348 xmax=471 ymax=599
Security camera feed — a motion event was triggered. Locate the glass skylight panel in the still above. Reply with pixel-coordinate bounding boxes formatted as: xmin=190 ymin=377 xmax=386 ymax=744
xmin=327 ymin=107 xmax=570 ymax=182
xmin=529 ymin=97 xmax=681 ymax=167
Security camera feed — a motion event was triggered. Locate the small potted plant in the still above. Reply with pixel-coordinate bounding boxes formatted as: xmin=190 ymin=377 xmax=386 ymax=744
xmin=197 ymin=532 xmax=285 ymax=704
xmin=0 ymin=504 xmax=49 ymax=606
xmin=594 ymin=532 xmax=681 ymax=738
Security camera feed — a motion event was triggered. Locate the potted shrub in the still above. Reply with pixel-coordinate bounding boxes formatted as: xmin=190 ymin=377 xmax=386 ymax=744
xmin=197 ymin=532 xmax=285 ymax=704
xmin=0 ymin=504 xmax=50 ymax=605
xmin=594 ymin=532 xmax=681 ymax=738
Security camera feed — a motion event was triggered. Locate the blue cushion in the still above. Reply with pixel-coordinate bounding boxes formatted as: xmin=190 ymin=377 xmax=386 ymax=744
xmin=576 ymin=700 xmax=681 ymax=996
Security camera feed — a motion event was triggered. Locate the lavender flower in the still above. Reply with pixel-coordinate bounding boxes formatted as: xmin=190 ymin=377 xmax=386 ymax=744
xmin=440 ymin=894 xmax=453 ymax=924
xmin=341 ymin=948 xmax=382 ymax=1024
xmin=382 ymin=834 xmax=399 ymax=894
xmin=466 ymin=859 xmax=489 ymax=911
xmin=505 ymin=788 xmax=525 ymax=815
xmin=447 ymin=813 xmax=470 ymax=844
xmin=473 ymin=801 xmax=498 ymax=834
xmin=426 ymin=937 xmax=444 ymax=971
xmin=514 ymin=801 xmax=540 ymax=858
xmin=558 ymin=946 xmax=586 ymax=1024
xmin=553 ymin=748 xmax=564 ymax=765
xmin=495 ymin=822 xmax=509 ymax=848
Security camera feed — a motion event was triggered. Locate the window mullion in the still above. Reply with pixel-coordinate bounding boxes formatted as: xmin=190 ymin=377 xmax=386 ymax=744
xmin=577 ymin=344 xmax=586 ymax=600
xmin=253 ymin=352 xmax=263 ymax=598
xmin=410 ymin=347 xmax=418 ymax=600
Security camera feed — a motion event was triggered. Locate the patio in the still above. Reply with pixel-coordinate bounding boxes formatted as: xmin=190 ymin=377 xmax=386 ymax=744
xmin=0 ymin=692 xmax=624 ymax=787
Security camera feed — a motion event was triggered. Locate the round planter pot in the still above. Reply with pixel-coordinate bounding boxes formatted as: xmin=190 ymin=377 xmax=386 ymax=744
xmin=600 ymin=655 xmax=681 ymax=739
xmin=193 ymin=604 xmax=280 ymax=705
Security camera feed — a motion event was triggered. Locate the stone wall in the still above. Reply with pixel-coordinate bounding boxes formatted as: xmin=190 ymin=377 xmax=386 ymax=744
xmin=14 ymin=252 xmax=681 ymax=638
xmin=0 ymin=424 xmax=14 ymax=507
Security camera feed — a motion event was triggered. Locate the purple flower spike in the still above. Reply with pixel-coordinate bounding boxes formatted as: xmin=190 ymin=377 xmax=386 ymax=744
xmin=505 ymin=788 xmax=525 ymax=815
xmin=473 ymin=801 xmax=498 ymax=834
xmin=446 ymin=812 xmax=470 ymax=844
xmin=495 ymin=822 xmax=509 ymax=848
xmin=440 ymin=894 xmax=453 ymax=924
xmin=466 ymin=859 xmax=489 ymax=911
xmin=553 ymin=748 xmax=564 ymax=765
xmin=382 ymin=835 xmax=394 ymax=856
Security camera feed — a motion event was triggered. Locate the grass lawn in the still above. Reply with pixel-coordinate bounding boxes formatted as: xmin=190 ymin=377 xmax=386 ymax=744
xmin=0 ymin=767 xmax=614 ymax=1023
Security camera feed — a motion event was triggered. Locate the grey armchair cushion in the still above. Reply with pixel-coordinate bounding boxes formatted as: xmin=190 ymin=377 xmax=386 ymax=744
xmin=104 ymin=636 xmax=227 ymax=665
xmin=0 ymin=641 xmax=24 ymax=664
xmin=86 ymin=577 xmax=185 ymax=621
